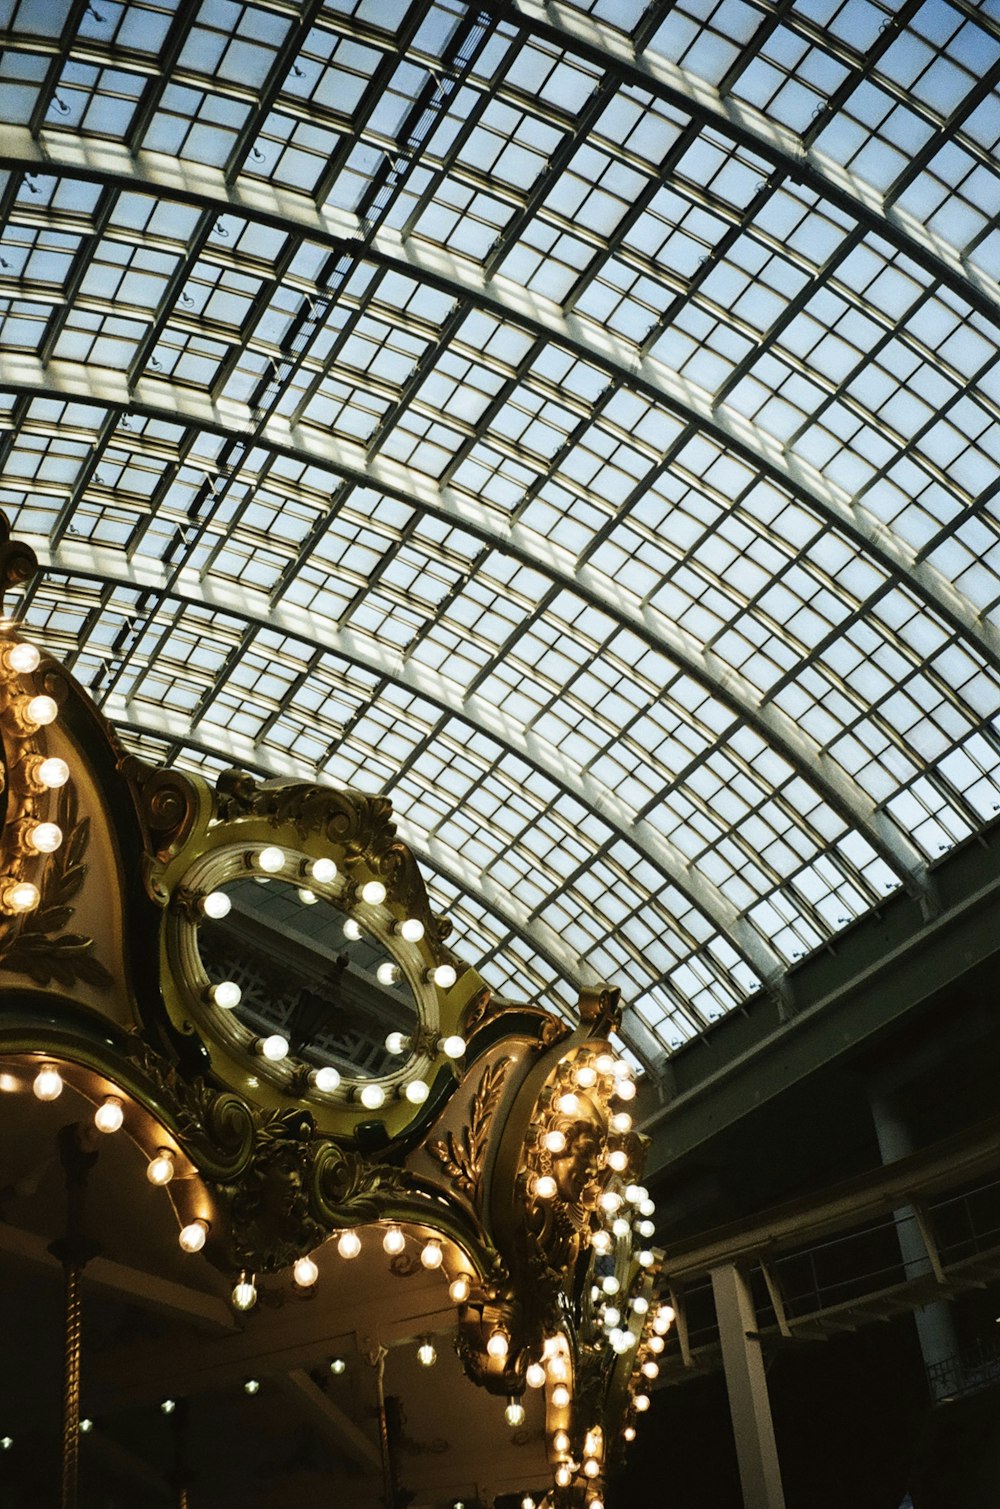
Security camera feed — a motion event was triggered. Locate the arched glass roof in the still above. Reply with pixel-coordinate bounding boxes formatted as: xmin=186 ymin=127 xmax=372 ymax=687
xmin=1 ymin=0 xmax=998 ymax=1073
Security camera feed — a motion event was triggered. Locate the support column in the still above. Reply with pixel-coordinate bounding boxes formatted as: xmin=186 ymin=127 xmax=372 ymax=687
xmin=49 ymin=1122 xmax=101 ymax=1509
xmin=711 ymin=1262 xmax=786 ymax=1509
xmin=869 ymin=1089 xmax=958 ymax=1399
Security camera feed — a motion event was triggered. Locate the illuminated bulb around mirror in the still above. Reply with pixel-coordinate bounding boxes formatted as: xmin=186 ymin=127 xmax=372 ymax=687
xmin=610 ymin=1111 xmax=632 ymax=1134
xmin=576 ymin=1064 xmax=597 ymax=1088
xmin=417 ymin=1338 xmax=437 ymax=1367
xmin=211 ymin=980 xmax=241 ymax=1009
xmin=641 ymin=1360 xmax=659 ymax=1380
xmin=360 ymin=880 xmax=386 ymax=905
xmin=639 ymin=1198 xmax=655 ymax=1217
xmin=637 ymin=1219 xmax=656 ymax=1239
xmin=504 ymin=1397 xmax=525 ymax=1427
xmin=4 ymin=642 xmax=40 ymax=674
xmin=595 ymin=1053 xmax=615 ymax=1075
xmin=605 ymin=1148 xmax=628 ymax=1172
xmin=631 ymin=1296 xmax=649 ymax=1315
xmin=449 ymin=1273 xmax=471 ymax=1304
xmin=232 ymin=1272 xmax=257 ymax=1311
xmin=258 ymin=1034 xmax=288 ymax=1062
xmin=297 ymin=887 xmax=317 ymax=905
xmin=420 ymin=1240 xmax=443 ymax=1270
xmin=147 ymin=1149 xmax=175 ymax=1186
xmin=257 ymin=846 xmax=284 ymax=874
xmin=637 ymin=1250 xmax=655 ymax=1267
xmin=337 ymin=1230 xmax=361 ymax=1259
xmin=590 ymin=1230 xmax=611 ymax=1255
xmin=486 ymin=1329 xmax=509 ymax=1360
xmin=312 ymin=1066 xmax=341 ymax=1092
xmin=525 ymin=1361 xmax=546 ymax=1389
xmin=555 ymin=1092 xmax=580 ymax=1116
xmin=376 ymin=961 xmax=399 ymax=986
xmin=27 ymin=822 xmax=62 ymax=853
xmin=94 ymin=1096 xmax=123 ymax=1134
xmin=404 ymin=1079 xmax=429 ymax=1104
xmin=542 ymin=1129 xmax=566 ymax=1153
xmin=601 ymin=1275 xmax=620 ymax=1295
xmin=310 ymin=857 xmax=337 ymax=884
xmin=534 ymin=1175 xmax=557 ymax=1199
xmin=359 ymin=1083 xmax=385 ymax=1110
xmin=615 ymin=1078 xmax=636 ymax=1101
xmin=178 ymin=1219 xmax=208 ymax=1253
xmin=32 ymin=1064 xmax=62 ymax=1101
xmin=654 ymin=1305 xmax=675 ymax=1332
xmin=293 ymin=1255 xmax=319 ymax=1288
xmin=647 ymin=1334 xmax=664 ymax=1355
xmin=24 ymin=695 xmax=58 ymax=727
xmin=343 ymin=917 xmax=362 ymax=942
xmin=35 ymin=756 xmax=69 ymax=789
xmin=440 ymin=1035 xmax=465 ymax=1059
xmin=634 ymin=1393 xmax=650 ymax=1412
xmin=397 ymin=917 xmax=424 ymax=942
xmin=432 ymin=963 xmax=457 ymax=988
xmin=200 ymin=890 xmax=232 ymax=919
xmin=602 ymin=1307 xmax=620 ymax=1328
xmin=612 ymin=1217 xmax=631 ymax=1239
xmin=385 ymin=1031 xmax=408 ymax=1055
xmin=383 ymin=1226 xmax=406 ymax=1256
xmin=3 ymin=879 xmax=39 ymax=913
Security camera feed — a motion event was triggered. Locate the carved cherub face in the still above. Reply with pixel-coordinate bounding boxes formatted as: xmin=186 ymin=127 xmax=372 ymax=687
xmin=552 ymin=1121 xmax=602 ymax=1205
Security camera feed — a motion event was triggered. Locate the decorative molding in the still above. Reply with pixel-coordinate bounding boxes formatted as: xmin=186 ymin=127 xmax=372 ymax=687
xmin=428 ymin=1057 xmax=510 ymax=1199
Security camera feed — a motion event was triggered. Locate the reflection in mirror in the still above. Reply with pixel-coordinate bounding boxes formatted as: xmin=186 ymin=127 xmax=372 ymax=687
xmin=197 ymin=877 xmax=418 ymax=1082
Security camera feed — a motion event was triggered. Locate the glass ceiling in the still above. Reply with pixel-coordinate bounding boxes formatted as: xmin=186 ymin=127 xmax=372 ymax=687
xmin=0 ymin=0 xmax=998 ymax=1074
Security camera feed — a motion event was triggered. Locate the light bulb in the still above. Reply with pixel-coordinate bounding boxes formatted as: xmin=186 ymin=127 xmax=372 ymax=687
xmin=258 ymin=1034 xmax=288 ymax=1061
xmin=600 ymin=1191 xmax=622 ymax=1214
xmin=576 ymin=1064 xmax=597 ymax=1088
xmin=293 ymin=1255 xmax=319 ymax=1288
xmin=432 ymin=963 xmax=457 ymax=988
xmin=232 ymin=1272 xmax=257 ymax=1311
xmin=376 ymin=961 xmax=399 ymax=986
xmin=343 ymin=918 xmax=362 ymax=941
xmin=24 ymin=694 xmax=58 ymax=727
xmin=639 ymin=1198 xmax=655 ymax=1217
xmin=555 ymin=1463 xmax=572 ymax=1487
xmin=486 ymin=1329 xmax=509 ymax=1359
xmin=244 ymin=1378 xmax=260 ymax=1395
xmin=3 ymin=879 xmax=39 ymax=913
xmin=257 ymin=846 xmax=284 ymax=873
xmin=606 ymin=1148 xmax=628 ymax=1172
xmin=601 ymin=1275 xmax=620 ymax=1295
xmin=383 ymin=1226 xmax=406 ymax=1256
xmin=385 ymin=1031 xmax=408 ymax=1055
xmin=637 ymin=1250 xmax=654 ymax=1267
xmin=420 ymin=1239 xmax=443 ymax=1270
xmin=553 ymin=1429 xmax=570 ymax=1452
xmin=543 ymin=1128 xmax=566 ymax=1153
xmin=521 ymin=1498 xmax=536 ymax=1509
xmin=200 ymin=890 xmax=231 ymax=919
xmin=632 ymin=1296 xmax=649 ymax=1315
xmin=625 ymin=1184 xmax=646 ymax=1204
xmin=623 ymin=1424 xmax=636 ymax=1442
xmin=160 ymin=1398 xmax=175 ymax=1415
xmin=637 ymin=1219 xmax=655 ymax=1238
xmin=359 ymin=1083 xmax=385 ymax=1110
xmin=595 ymin=1053 xmax=615 ymax=1074
xmin=4 ymin=642 xmax=39 ymax=673
xmin=551 ymin=1383 xmax=570 ymax=1408
xmin=329 ymin=1357 xmax=346 ymax=1375
xmin=525 ymin=1361 xmax=546 ymax=1389
xmin=313 ymin=1066 xmax=341 ymax=1092
xmin=398 ymin=917 xmax=424 ymax=942
xmin=612 ymin=1217 xmax=630 ymax=1238
xmin=634 ymin=1393 xmax=650 ymax=1412
xmin=211 ymin=980 xmax=241 ymax=1009
xmin=583 ymin=1457 xmax=600 ymax=1477
xmin=591 ymin=1230 xmax=611 ymax=1255
xmin=641 ymin=1360 xmax=659 ymax=1379
xmin=440 ymin=1034 xmax=465 ymax=1059
xmin=178 ymin=1219 xmax=208 ymax=1253
xmin=360 ymin=880 xmax=386 ymax=904
xmin=534 ymin=1175 xmax=557 ymax=1199
xmin=653 ymin=1305 xmax=675 ymax=1333
xmin=405 ymin=1078 xmax=429 ymax=1104
xmin=647 ymin=1335 xmax=664 ymax=1354
xmin=35 ymin=756 xmax=69 ymax=789
xmin=79 ymin=1418 xmax=93 ymax=1434
xmin=449 ymin=1273 xmax=471 ymax=1304
xmin=417 ymin=1338 xmax=437 ymax=1367
xmin=556 ymin=1092 xmax=580 ymax=1115
xmin=603 ymin=1307 xmax=621 ymax=1327
xmin=504 ymin=1397 xmax=525 ymax=1427
xmin=94 ymin=1096 xmax=123 ymax=1134
xmin=147 ymin=1149 xmax=175 ymax=1185
xmin=610 ymin=1111 xmax=632 ymax=1134
xmin=297 ymin=887 xmax=317 ymax=904
xmin=26 ymin=822 xmax=62 ymax=853
xmin=310 ymin=857 xmax=337 ymax=883
xmin=337 ymin=1230 xmax=361 ymax=1259
xmin=615 ymin=1079 xmax=636 ymax=1101
xmin=32 ymin=1063 xmax=62 ymax=1101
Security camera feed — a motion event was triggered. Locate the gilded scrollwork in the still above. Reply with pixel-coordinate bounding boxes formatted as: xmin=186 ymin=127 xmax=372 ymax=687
xmin=428 ymin=1056 xmax=510 ymax=1199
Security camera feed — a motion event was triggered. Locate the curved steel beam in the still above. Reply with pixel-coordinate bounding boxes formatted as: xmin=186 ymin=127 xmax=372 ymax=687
xmin=34 ymin=534 xmax=787 ymax=992
xmin=99 ymin=698 xmax=667 ymax=1068
xmin=500 ymin=0 xmax=1000 ymax=323
xmin=0 ymin=126 xmax=992 ymax=683
xmin=2 ymin=355 xmax=931 ymax=901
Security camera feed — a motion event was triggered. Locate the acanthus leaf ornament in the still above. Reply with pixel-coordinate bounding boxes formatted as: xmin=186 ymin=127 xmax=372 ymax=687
xmin=428 ymin=1056 xmax=510 ymax=1199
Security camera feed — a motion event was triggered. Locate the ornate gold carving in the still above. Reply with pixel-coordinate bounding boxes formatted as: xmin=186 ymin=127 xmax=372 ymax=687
xmin=428 ymin=1057 xmax=510 ymax=1198
xmin=0 ymin=779 xmax=112 ymax=989
xmin=0 ymin=510 xmax=37 ymax=600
